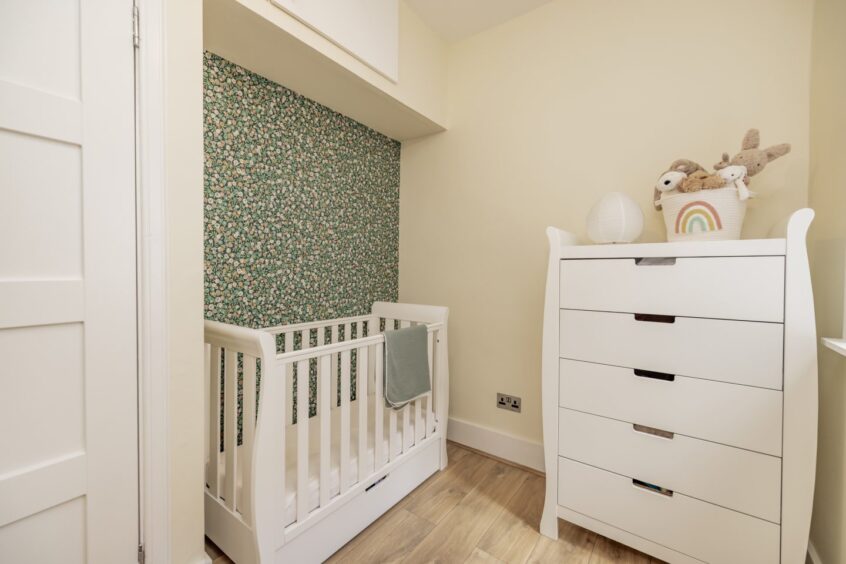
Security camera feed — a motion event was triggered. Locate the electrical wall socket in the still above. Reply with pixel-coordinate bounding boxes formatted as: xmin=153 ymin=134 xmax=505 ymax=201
xmin=496 ymin=393 xmax=521 ymax=413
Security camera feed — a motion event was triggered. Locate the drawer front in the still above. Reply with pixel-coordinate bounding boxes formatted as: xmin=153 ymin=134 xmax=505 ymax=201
xmin=560 ymin=256 xmax=784 ymax=322
xmin=557 ymin=457 xmax=780 ymax=564
xmin=559 ymin=359 xmax=783 ymax=456
xmin=559 ymin=309 xmax=783 ymax=390
xmin=558 ymin=408 xmax=781 ymax=522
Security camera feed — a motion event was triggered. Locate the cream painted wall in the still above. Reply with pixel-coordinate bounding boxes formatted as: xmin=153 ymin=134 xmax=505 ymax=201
xmin=808 ymin=0 xmax=846 ymax=561
xmin=165 ymin=0 xmax=206 ymax=562
xmin=399 ymin=0 xmax=813 ymax=444
xmin=396 ymin=1 xmax=448 ymax=126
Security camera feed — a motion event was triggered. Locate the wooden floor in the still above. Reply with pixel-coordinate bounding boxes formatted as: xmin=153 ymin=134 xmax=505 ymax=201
xmin=205 ymin=442 xmax=663 ymax=563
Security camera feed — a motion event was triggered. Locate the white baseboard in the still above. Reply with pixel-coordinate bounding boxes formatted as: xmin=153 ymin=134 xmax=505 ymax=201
xmin=807 ymin=541 xmax=822 ymax=564
xmin=447 ymin=417 xmax=545 ymax=473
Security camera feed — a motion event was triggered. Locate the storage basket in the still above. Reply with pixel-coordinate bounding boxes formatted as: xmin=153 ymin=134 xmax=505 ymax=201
xmin=660 ymin=186 xmax=746 ymax=242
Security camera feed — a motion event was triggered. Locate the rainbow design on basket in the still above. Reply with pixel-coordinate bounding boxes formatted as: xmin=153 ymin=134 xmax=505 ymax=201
xmin=674 ymin=200 xmax=723 ymax=234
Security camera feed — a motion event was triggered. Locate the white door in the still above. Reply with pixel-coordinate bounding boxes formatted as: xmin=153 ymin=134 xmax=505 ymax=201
xmin=0 ymin=1 xmax=139 ymax=562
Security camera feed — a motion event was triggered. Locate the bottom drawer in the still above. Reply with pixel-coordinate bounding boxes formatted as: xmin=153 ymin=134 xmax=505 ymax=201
xmin=558 ymin=457 xmax=779 ymax=564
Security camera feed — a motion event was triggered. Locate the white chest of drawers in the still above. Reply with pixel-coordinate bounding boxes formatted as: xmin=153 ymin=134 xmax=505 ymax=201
xmin=540 ymin=210 xmax=818 ymax=564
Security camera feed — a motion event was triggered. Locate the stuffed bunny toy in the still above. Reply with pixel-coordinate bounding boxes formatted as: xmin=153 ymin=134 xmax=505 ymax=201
xmin=713 ymin=129 xmax=791 ymax=183
xmin=718 ymin=165 xmax=751 ymax=200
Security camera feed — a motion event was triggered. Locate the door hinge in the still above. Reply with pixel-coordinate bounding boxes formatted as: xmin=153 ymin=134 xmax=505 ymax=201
xmin=137 ymin=543 xmax=145 ymax=564
xmin=132 ymin=1 xmax=140 ymax=48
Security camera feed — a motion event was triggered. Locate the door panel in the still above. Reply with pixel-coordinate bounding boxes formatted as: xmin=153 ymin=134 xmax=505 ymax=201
xmin=0 ymin=130 xmax=83 ymax=278
xmin=0 ymin=498 xmax=86 ymax=564
xmin=0 ymin=324 xmax=84 ymax=474
xmin=0 ymin=1 xmax=138 ymax=562
xmin=0 ymin=0 xmax=80 ymax=98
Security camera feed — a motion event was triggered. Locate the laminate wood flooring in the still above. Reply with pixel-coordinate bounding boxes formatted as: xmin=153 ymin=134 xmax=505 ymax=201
xmin=205 ymin=442 xmax=663 ymax=563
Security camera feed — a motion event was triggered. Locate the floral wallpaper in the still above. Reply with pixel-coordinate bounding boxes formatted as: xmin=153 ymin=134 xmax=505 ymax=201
xmin=203 ymin=51 xmax=400 ymax=330
xmin=204 ymin=52 xmax=400 ymax=427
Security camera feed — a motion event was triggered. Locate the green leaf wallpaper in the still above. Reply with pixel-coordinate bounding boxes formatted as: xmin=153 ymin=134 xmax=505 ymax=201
xmin=203 ymin=51 xmax=400 ymax=330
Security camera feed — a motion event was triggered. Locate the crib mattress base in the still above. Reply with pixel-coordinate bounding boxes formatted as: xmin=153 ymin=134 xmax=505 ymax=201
xmin=214 ymin=399 xmax=436 ymax=528
xmin=274 ymin=437 xmax=441 ymax=563
xmin=206 ymin=433 xmax=442 ymax=564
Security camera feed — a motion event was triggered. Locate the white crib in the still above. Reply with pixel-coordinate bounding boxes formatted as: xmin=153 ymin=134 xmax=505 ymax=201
xmin=204 ymin=302 xmax=449 ymax=563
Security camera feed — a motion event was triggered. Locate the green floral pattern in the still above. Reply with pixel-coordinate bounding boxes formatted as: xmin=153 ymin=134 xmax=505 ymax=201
xmin=203 ymin=52 xmax=400 ymax=430
xmin=204 ymin=52 xmax=400 ymax=329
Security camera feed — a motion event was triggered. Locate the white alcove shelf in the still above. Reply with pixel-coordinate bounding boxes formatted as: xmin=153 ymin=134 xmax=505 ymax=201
xmin=204 ymin=0 xmax=447 ymax=141
xmin=822 ymin=337 xmax=846 ymax=357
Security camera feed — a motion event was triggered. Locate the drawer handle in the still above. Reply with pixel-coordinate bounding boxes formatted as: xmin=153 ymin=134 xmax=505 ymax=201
xmin=634 ymin=313 xmax=676 ymax=324
xmin=632 ymin=478 xmax=674 ymax=498
xmin=633 ymin=368 xmax=675 ymax=382
xmin=634 ymin=257 xmax=676 ymax=266
xmin=633 ymin=423 xmax=674 ymax=440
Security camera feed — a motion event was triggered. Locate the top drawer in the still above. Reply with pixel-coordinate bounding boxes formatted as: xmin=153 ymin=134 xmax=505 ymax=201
xmin=560 ymin=256 xmax=784 ymax=322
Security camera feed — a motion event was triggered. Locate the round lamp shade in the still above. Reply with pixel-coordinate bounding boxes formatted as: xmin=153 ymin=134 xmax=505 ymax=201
xmin=586 ymin=192 xmax=644 ymax=244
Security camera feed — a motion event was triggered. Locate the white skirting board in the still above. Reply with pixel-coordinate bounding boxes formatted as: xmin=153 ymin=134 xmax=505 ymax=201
xmin=447 ymin=417 xmax=545 ymax=473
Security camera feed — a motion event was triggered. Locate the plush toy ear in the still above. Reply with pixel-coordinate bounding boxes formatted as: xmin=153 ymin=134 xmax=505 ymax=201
xmin=713 ymin=152 xmax=730 ymax=170
xmin=765 ymin=143 xmax=791 ymax=162
xmin=669 ymin=159 xmax=702 ymax=175
xmin=742 ymin=129 xmax=760 ymax=150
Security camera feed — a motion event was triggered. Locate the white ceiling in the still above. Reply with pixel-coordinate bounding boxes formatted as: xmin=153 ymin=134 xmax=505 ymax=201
xmin=406 ymin=0 xmax=553 ymax=43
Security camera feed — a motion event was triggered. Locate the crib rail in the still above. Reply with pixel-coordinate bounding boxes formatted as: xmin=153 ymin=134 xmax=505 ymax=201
xmin=204 ymin=302 xmax=449 ymax=563
xmin=262 ymin=313 xmax=372 ymax=339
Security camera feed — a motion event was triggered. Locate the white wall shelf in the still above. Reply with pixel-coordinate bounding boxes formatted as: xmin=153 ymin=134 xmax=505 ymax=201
xmin=822 ymin=338 xmax=846 ymax=357
xmin=204 ymin=0 xmax=447 ymax=141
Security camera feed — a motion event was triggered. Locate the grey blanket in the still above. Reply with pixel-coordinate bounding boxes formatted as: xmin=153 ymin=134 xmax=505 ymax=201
xmin=383 ymin=325 xmax=431 ymax=409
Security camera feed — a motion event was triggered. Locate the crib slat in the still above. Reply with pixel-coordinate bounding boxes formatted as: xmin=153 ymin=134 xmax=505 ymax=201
xmin=399 ymin=321 xmax=412 ymax=451
xmin=426 ymin=330 xmax=435 ymax=438
xmin=204 ymin=344 xmax=210 ymax=471
xmin=414 ymin=397 xmax=423 ymax=445
xmin=223 ymin=351 xmax=238 ymax=510
xmin=241 ymin=355 xmax=257 ymax=523
xmin=384 ymin=319 xmax=397 ymax=460
xmin=279 ymin=360 xmax=289 ymax=520
xmin=368 ymin=319 xmax=378 ymax=381
xmin=285 ymin=363 xmax=294 ymax=426
xmin=340 ymin=350 xmax=351 ymax=493
xmin=357 ymin=345 xmax=369 ymax=481
xmin=402 ymin=403 xmax=411 ymax=452
xmin=374 ymin=341 xmax=385 ymax=469
xmin=208 ymin=345 xmax=221 ymax=496
xmin=331 ymin=325 xmax=339 ymax=408
xmin=389 ymin=400 xmax=398 ymax=462
xmin=296 ymin=359 xmax=309 ymax=522
xmin=319 ymin=354 xmax=331 ymax=507
xmin=285 ymin=331 xmax=295 ymax=425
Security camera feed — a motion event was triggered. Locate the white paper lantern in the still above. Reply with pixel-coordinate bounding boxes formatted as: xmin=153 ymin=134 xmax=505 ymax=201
xmin=586 ymin=192 xmax=644 ymax=244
